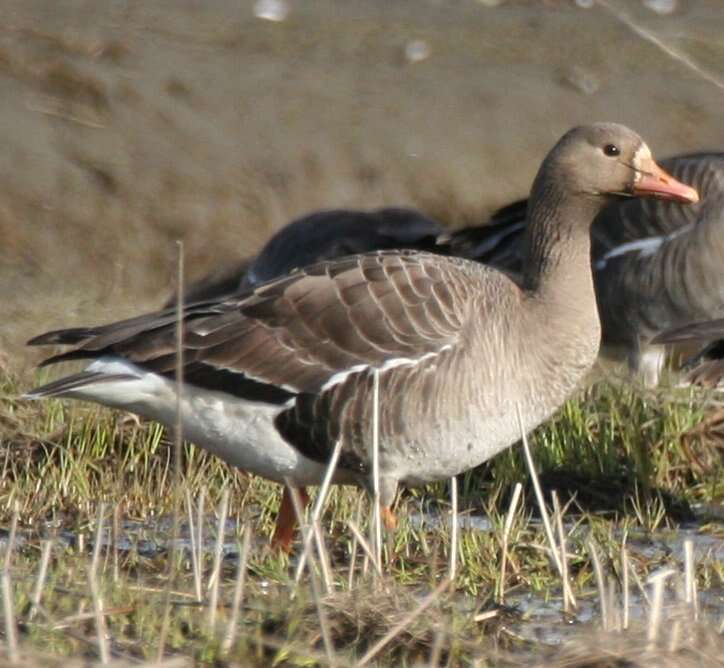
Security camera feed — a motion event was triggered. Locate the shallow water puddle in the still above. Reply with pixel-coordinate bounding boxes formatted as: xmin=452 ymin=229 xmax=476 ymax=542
xmin=2 ymin=509 xmax=721 ymax=646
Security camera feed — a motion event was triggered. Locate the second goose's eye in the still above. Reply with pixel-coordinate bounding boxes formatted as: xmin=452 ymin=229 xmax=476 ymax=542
xmin=603 ymin=144 xmax=620 ymax=157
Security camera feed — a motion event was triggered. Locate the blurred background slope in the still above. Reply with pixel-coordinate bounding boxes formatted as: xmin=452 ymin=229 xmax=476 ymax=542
xmin=1 ymin=0 xmax=723 ymax=370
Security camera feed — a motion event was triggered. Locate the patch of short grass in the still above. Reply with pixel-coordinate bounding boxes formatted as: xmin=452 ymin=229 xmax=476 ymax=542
xmin=0 ymin=366 xmax=722 ymax=665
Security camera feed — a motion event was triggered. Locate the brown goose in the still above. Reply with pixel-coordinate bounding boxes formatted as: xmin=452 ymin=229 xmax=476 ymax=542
xmin=24 ymin=124 xmax=698 ymax=550
xmin=451 ymin=153 xmax=724 ymax=385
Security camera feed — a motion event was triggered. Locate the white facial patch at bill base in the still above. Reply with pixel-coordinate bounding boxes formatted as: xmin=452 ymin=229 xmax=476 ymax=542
xmin=631 ymin=143 xmax=653 ymax=181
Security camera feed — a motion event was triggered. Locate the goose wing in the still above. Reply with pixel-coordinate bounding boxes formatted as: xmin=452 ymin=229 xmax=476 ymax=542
xmin=30 ymin=251 xmax=482 ymax=397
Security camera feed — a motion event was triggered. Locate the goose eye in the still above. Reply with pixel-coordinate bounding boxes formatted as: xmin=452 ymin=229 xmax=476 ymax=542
xmin=603 ymin=144 xmax=620 ymax=157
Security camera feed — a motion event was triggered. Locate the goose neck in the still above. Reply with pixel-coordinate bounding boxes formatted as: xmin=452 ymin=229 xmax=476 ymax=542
xmin=522 ymin=184 xmax=603 ymax=302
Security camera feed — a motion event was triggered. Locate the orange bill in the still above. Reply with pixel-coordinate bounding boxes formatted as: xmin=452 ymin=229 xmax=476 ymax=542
xmin=633 ymin=159 xmax=699 ymax=203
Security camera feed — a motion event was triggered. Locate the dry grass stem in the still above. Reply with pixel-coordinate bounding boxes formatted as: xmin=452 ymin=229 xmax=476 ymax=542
xmin=628 ymin=556 xmax=651 ymax=608
xmin=647 ymin=568 xmax=676 ymax=648
xmin=587 ymin=538 xmax=608 ymax=631
xmin=90 ymin=503 xmax=105 ymax=579
xmin=185 ymin=490 xmax=202 ymax=602
xmin=684 ymin=538 xmax=698 ymax=619
xmin=286 ymin=483 xmax=338 ymax=667
xmin=371 ymin=368 xmax=382 ymax=576
xmin=294 ymin=438 xmax=344 ymax=588
xmin=516 ymin=405 xmax=571 ymax=605
xmin=111 ymin=505 xmax=120 ymax=584
xmin=668 ymin=617 xmax=682 ymax=653
xmin=207 ymin=488 xmax=230 ymax=631
xmin=2 ymin=503 xmax=19 ymax=572
xmin=49 ymin=606 xmax=134 ymax=630
xmin=1 ymin=504 xmax=19 ymax=664
xmin=25 ymin=96 xmax=108 ymax=128
xmin=313 ymin=519 xmax=334 ymax=595
xmin=473 ymin=609 xmax=500 ymax=623
xmin=428 ymin=628 xmax=444 ymax=667
xmin=346 ymin=520 xmax=382 ymax=577
xmin=552 ymin=491 xmax=574 ymax=613
xmin=449 ymin=475 xmax=458 ymax=582
xmin=498 ymin=481 xmax=523 ymax=604
xmin=347 ymin=495 xmax=364 ymax=590
xmin=89 ymin=503 xmax=110 ymax=664
xmin=0 ymin=570 xmax=19 ymax=663
xmin=28 ymin=539 xmax=53 ymax=622
xmin=196 ymin=487 xmax=207 ymax=597
xmin=221 ymin=525 xmax=251 ymax=653
xmin=156 ymin=242 xmax=186 ymax=662
xmin=607 ymin=575 xmax=619 ymax=631
xmin=622 ymin=543 xmax=630 ymax=630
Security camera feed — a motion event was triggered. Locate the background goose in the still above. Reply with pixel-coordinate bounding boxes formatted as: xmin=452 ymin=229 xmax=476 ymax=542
xmin=452 ymin=153 xmax=724 ymax=385
xmin=652 ymin=318 xmax=724 ymax=388
xmin=24 ymin=124 xmax=698 ymax=551
xmin=173 ymin=203 xmax=528 ymax=307
xmin=171 ymin=207 xmax=445 ymax=305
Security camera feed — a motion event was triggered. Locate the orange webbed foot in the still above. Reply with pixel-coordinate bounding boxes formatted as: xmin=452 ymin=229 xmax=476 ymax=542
xmin=271 ymin=485 xmax=309 ymax=552
xmin=381 ymin=505 xmax=398 ymax=531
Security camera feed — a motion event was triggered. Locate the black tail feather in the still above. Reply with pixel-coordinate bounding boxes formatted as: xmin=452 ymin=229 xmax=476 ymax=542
xmin=37 ymin=349 xmax=110 ymax=368
xmin=652 ymin=318 xmax=724 ymax=345
xmin=23 ymin=371 xmax=137 ymax=399
xmin=27 ymin=327 xmax=101 ymax=347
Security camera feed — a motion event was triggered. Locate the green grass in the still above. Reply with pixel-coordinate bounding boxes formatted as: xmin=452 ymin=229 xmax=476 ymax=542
xmin=0 ymin=367 xmax=722 ymax=665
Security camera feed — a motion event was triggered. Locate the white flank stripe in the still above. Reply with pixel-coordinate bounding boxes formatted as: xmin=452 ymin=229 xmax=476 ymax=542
xmin=320 ymin=345 xmax=451 ymax=392
xmin=595 ymin=225 xmax=691 ymax=270
xmin=320 ymin=364 xmax=370 ymax=391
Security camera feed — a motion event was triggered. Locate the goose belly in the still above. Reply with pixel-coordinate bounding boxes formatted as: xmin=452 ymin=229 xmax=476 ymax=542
xmin=371 ymin=344 xmax=582 ymax=487
xmin=360 ymin=359 xmax=545 ymax=486
xmin=388 ymin=404 xmax=551 ymax=486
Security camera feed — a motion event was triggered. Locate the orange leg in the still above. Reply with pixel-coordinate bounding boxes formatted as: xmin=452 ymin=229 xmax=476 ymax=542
xmin=271 ymin=485 xmax=309 ymax=552
xmin=381 ymin=505 xmax=398 ymax=531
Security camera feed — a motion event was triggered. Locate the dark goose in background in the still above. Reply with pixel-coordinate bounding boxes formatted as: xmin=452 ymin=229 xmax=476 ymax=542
xmin=25 ymin=124 xmax=698 ymax=551
xmin=652 ymin=317 xmax=724 ymax=388
xmin=172 ymin=207 xmax=445 ymax=305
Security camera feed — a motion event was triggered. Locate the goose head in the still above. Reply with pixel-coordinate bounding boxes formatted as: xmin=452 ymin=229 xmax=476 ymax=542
xmin=540 ymin=123 xmax=700 ymax=211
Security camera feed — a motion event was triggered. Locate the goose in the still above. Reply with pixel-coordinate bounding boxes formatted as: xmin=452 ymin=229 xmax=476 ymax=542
xmin=652 ymin=318 xmax=724 ymax=388
xmin=171 ymin=207 xmax=445 ymax=305
xmin=24 ymin=124 xmax=698 ymax=551
xmin=451 ymin=153 xmax=724 ymax=385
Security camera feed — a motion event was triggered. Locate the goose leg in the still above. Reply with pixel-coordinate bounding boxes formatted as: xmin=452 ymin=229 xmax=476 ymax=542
xmin=271 ymin=485 xmax=309 ymax=552
xmin=381 ymin=505 xmax=398 ymax=530
xmin=379 ymin=476 xmax=398 ymax=530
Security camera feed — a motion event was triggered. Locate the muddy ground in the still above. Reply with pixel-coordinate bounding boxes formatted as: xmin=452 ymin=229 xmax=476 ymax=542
xmin=1 ymin=0 xmax=723 ymax=370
